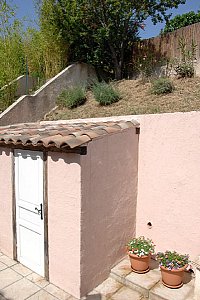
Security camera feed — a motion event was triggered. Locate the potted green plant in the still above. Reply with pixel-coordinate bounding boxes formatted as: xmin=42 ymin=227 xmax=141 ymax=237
xmin=157 ymin=250 xmax=189 ymax=288
xmin=127 ymin=236 xmax=155 ymax=274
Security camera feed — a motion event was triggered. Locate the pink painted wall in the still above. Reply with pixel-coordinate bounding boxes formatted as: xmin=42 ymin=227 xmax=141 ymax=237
xmin=73 ymin=112 xmax=200 ymax=259
xmin=0 ymin=148 xmax=13 ymax=257
xmin=136 ymin=112 xmax=200 ymax=259
xmin=80 ymin=128 xmax=139 ymax=296
xmin=48 ymin=152 xmax=81 ymax=299
xmin=1 ymin=111 xmax=200 ymax=298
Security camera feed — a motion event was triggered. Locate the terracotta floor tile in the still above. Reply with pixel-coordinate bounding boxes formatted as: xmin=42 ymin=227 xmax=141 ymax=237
xmin=11 ymin=263 xmax=32 ymax=276
xmin=1 ymin=278 xmax=40 ymax=300
xmin=45 ymin=283 xmax=71 ymax=299
xmin=26 ymin=289 xmax=56 ymax=300
xmin=150 ymin=281 xmax=194 ymax=300
xmin=110 ymin=286 xmax=142 ymax=300
xmin=95 ymin=277 xmax=122 ymax=298
xmin=0 ymin=268 xmax=22 ymax=289
xmin=0 ymin=255 xmax=17 ymax=267
xmin=0 ymin=261 xmax=7 ymax=271
xmin=27 ymin=272 xmax=49 ymax=288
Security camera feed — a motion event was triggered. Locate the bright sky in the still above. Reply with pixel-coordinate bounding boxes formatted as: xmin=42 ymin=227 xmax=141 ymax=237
xmin=139 ymin=0 xmax=200 ymax=38
xmin=12 ymin=0 xmax=200 ymax=38
xmin=13 ymin=0 xmax=37 ymax=27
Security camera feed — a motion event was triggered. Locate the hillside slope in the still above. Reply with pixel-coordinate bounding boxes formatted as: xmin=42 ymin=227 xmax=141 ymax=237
xmin=44 ymin=78 xmax=200 ymax=120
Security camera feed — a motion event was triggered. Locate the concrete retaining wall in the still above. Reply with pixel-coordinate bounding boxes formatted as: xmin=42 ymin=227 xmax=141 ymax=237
xmin=0 ymin=75 xmax=37 ymax=99
xmin=0 ymin=63 xmax=97 ymax=126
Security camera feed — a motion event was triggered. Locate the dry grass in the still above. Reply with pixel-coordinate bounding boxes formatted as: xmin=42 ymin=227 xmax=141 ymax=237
xmin=44 ymin=77 xmax=200 ymax=121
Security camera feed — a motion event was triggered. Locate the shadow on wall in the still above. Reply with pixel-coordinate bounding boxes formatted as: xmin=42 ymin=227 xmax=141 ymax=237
xmin=0 ymin=149 xmax=11 ymax=157
xmin=49 ymin=151 xmax=81 ymax=165
xmin=80 ymin=128 xmax=139 ymax=297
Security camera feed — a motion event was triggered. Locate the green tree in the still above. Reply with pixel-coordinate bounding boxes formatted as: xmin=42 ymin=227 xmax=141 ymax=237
xmin=0 ymin=0 xmax=25 ymax=109
xmin=25 ymin=0 xmax=68 ymax=80
xmin=162 ymin=10 xmax=200 ymax=34
xmin=39 ymin=0 xmax=68 ymax=78
xmin=0 ymin=0 xmax=25 ymax=88
xmin=42 ymin=0 xmax=186 ymax=80
xmin=0 ymin=0 xmax=67 ymax=111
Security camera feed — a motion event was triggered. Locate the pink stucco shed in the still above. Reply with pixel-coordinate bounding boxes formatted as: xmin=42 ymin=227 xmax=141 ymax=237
xmin=0 ymin=148 xmax=13 ymax=257
xmin=1 ymin=112 xmax=200 ymax=298
xmin=0 ymin=120 xmax=139 ymax=299
xmin=47 ymin=126 xmax=139 ymax=298
xmin=80 ymin=129 xmax=139 ymax=296
xmin=48 ymin=152 xmax=81 ymax=299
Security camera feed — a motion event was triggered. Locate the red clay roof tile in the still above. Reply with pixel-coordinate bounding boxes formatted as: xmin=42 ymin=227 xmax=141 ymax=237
xmin=0 ymin=119 xmax=139 ymax=150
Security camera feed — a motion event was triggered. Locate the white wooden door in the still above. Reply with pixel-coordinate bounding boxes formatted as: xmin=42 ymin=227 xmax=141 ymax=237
xmin=15 ymin=149 xmax=44 ymax=276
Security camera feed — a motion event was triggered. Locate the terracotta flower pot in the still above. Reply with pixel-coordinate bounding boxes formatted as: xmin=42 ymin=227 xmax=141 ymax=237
xmin=128 ymin=252 xmax=150 ymax=274
xmin=160 ymin=265 xmax=187 ymax=288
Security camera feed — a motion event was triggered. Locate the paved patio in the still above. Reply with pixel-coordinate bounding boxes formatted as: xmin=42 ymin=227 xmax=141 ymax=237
xmin=0 ymin=251 xmax=77 ymax=300
xmin=0 ymin=250 xmax=195 ymax=300
xmin=0 ymin=251 xmax=143 ymax=300
xmin=110 ymin=257 xmax=196 ymax=300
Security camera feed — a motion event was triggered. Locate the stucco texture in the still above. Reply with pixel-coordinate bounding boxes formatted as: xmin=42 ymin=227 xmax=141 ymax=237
xmin=2 ymin=111 xmax=200 ymax=298
xmin=80 ymin=128 xmax=139 ymax=296
xmin=48 ymin=152 xmax=81 ymax=299
xmin=71 ymin=112 xmax=200 ymax=259
xmin=0 ymin=148 xmax=13 ymax=257
xmin=136 ymin=112 xmax=200 ymax=259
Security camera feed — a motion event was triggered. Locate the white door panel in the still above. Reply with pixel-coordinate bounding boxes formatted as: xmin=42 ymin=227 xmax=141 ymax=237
xmin=15 ymin=150 xmax=44 ymax=276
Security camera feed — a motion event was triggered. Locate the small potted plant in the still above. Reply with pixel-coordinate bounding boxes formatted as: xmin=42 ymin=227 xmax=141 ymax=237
xmin=127 ymin=236 xmax=155 ymax=274
xmin=157 ymin=250 xmax=189 ymax=288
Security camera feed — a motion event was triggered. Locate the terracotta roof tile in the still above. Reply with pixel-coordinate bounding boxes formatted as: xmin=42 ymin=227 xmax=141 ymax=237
xmin=0 ymin=119 xmax=139 ymax=150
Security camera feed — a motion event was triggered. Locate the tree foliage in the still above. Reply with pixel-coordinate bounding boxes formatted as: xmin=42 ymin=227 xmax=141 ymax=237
xmin=0 ymin=0 xmax=25 ymax=88
xmin=162 ymin=10 xmax=200 ymax=34
xmin=0 ymin=0 xmax=68 ymax=111
xmin=0 ymin=0 xmax=26 ymax=109
xmin=0 ymin=0 xmax=67 ymax=85
xmin=29 ymin=0 xmax=68 ymax=79
xmin=43 ymin=0 xmax=186 ymax=80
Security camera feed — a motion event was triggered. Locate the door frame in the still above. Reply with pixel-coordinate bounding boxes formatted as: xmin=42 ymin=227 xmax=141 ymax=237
xmin=12 ymin=149 xmax=49 ymax=280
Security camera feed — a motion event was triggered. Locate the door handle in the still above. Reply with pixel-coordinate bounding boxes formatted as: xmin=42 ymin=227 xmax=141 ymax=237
xmin=35 ymin=204 xmax=43 ymax=220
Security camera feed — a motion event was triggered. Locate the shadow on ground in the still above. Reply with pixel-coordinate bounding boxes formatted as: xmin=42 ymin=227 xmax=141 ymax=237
xmin=0 ymin=291 xmax=10 ymax=300
xmin=84 ymin=294 xmax=102 ymax=300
